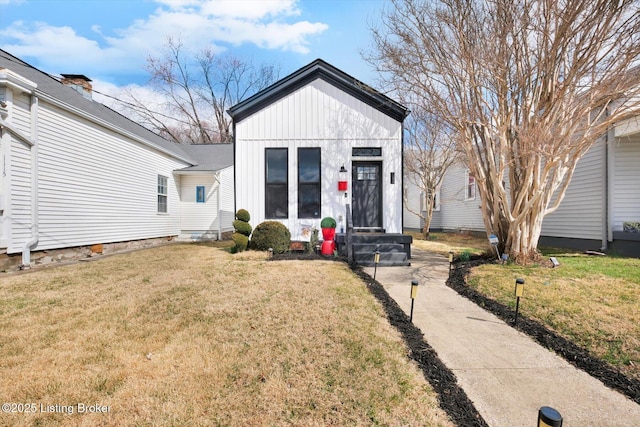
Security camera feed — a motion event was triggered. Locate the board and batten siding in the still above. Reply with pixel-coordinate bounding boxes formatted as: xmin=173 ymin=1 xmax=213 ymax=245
xmin=611 ymin=136 xmax=640 ymax=231
xmin=235 ymin=78 xmax=403 ymax=234
xmin=14 ymin=98 xmax=188 ymax=254
xmin=541 ymin=139 xmax=606 ymax=240
xmin=179 ymin=167 xmax=235 ymax=239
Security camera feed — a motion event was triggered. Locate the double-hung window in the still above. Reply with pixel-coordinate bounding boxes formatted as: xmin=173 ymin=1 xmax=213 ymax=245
xmin=465 ymin=170 xmax=476 ymax=201
xmin=265 ymin=148 xmax=288 ymax=218
xmin=298 ymin=148 xmax=321 ymax=218
xmin=157 ymin=175 xmax=168 ymax=213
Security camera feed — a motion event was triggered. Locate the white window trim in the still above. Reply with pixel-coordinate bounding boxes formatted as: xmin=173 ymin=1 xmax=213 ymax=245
xmin=465 ymin=170 xmax=476 ymax=201
xmin=158 ymin=175 xmax=168 ymax=214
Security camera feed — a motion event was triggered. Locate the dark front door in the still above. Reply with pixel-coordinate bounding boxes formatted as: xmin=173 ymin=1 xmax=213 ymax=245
xmin=352 ymin=162 xmax=382 ymax=230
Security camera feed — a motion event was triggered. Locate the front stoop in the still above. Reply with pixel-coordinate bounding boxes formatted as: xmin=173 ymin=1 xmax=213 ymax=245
xmin=335 ymin=233 xmax=412 ymax=266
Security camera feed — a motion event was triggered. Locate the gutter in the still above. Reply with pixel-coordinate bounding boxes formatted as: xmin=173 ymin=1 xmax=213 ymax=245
xmin=215 ymin=171 xmax=222 ymax=240
xmin=21 ymin=95 xmax=39 ymax=267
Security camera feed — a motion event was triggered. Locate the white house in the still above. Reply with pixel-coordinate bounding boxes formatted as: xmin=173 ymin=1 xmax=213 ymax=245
xmin=405 ymin=124 xmax=640 ymax=256
xmin=229 ymin=59 xmax=410 ymax=238
xmin=0 ymin=49 xmax=234 ymax=268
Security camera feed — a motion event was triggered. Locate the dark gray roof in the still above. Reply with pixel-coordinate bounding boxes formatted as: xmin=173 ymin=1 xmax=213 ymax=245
xmin=176 ymin=143 xmax=234 ymax=172
xmin=227 ymin=58 xmax=410 ymax=123
xmin=0 ymin=49 xmax=196 ymax=165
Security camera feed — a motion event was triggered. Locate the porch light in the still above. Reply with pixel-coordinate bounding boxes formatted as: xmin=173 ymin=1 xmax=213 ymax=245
xmin=338 ymin=165 xmax=348 ymax=192
xmin=538 ymin=406 xmax=563 ymax=427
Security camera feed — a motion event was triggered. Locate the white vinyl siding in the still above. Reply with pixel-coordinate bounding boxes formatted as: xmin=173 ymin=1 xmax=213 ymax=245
xmin=433 ymin=163 xmax=485 ymax=232
xmin=235 ymin=78 xmax=403 ymax=234
xmin=541 ymin=140 xmax=606 ymax=240
xmin=24 ymin=100 xmax=187 ymax=253
xmin=179 ymin=168 xmax=235 ymax=239
xmin=611 ymin=136 xmax=640 ymax=231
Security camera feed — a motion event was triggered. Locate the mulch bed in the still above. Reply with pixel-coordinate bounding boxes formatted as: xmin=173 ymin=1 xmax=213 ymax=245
xmin=271 ymin=251 xmax=640 ymax=423
xmin=352 ymin=266 xmax=489 ymax=427
xmin=448 ymin=257 xmax=640 ymax=405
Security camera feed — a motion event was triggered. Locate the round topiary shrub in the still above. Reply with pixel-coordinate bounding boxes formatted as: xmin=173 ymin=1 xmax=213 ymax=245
xmin=250 ymin=221 xmax=291 ymax=254
xmin=321 ymin=216 xmax=336 ymax=229
xmin=236 ymin=209 xmax=251 ymax=223
xmin=231 ymin=233 xmax=248 ymax=252
xmin=232 ymin=219 xmax=252 ymax=237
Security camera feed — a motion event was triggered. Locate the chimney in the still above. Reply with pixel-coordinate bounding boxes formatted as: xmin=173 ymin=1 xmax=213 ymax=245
xmin=61 ymin=74 xmax=93 ymax=100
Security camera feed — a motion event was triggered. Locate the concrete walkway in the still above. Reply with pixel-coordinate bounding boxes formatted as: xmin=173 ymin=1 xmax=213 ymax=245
xmin=363 ymin=249 xmax=640 ymax=427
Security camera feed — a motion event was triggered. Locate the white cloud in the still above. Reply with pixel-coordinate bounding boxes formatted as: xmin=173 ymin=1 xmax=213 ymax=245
xmin=0 ymin=0 xmax=327 ymax=81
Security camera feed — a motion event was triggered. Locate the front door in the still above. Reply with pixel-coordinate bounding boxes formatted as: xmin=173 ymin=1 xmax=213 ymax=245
xmin=352 ymin=162 xmax=382 ymax=230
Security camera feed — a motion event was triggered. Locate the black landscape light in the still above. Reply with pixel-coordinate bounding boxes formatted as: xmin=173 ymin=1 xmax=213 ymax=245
xmin=410 ymin=280 xmax=419 ymax=322
xmin=514 ymin=278 xmax=524 ymax=327
xmin=373 ymin=250 xmax=381 ymax=280
xmin=538 ymin=406 xmax=563 ymax=427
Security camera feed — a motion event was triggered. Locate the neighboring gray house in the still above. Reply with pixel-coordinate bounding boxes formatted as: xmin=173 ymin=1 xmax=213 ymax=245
xmin=405 ymin=123 xmax=640 ymax=256
xmin=0 ymin=49 xmax=234 ymax=268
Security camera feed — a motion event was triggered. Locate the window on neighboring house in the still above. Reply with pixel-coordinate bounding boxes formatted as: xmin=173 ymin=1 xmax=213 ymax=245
xmin=465 ymin=171 xmax=476 ymax=200
xmin=265 ymin=148 xmax=288 ymax=218
xmin=298 ymin=148 xmax=321 ymax=218
xmin=157 ymin=175 xmax=168 ymax=213
xmin=196 ymin=186 xmax=205 ymax=203
xmin=432 ymin=188 xmax=441 ymax=211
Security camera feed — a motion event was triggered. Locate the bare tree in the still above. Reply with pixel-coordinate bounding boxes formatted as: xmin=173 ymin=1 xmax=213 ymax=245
xmin=369 ymin=0 xmax=640 ymax=262
xmin=404 ymin=108 xmax=460 ymax=237
xmin=121 ymin=37 xmax=279 ymax=144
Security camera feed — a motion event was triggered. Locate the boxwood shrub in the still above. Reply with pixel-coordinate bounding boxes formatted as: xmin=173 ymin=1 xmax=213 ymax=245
xmin=250 ymin=221 xmax=291 ymax=253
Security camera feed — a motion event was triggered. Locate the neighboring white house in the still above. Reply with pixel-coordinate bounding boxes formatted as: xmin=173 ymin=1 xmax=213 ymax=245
xmin=405 ymin=124 xmax=640 ymax=256
xmin=228 ymin=59 xmax=410 ymax=240
xmin=175 ymin=143 xmax=235 ymax=241
xmin=0 ymin=49 xmax=234 ymax=268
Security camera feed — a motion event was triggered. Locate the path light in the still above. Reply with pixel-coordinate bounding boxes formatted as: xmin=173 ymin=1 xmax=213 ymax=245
xmin=448 ymin=251 xmax=454 ymax=271
xmin=373 ymin=250 xmax=381 ymax=280
xmin=514 ymin=278 xmax=524 ymax=327
xmin=268 ymin=247 xmax=273 ymax=259
xmin=410 ymin=280 xmax=419 ymax=322
xmin=550 ymin=257 xmax=560 ymax=268
xmin=538 ymin=406 xmax=563 ymax=427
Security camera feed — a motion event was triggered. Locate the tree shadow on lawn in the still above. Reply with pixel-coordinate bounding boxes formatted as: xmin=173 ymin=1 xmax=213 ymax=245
xmin=448 ymin=257 xmax=640 ymax=405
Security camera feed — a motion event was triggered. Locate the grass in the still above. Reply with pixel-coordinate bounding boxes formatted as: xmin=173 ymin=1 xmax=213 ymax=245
xmin=408 ymin=231 xmax=491 ymax=257
xmin=0 ymin=244 xmax=452 ymax=426
xmin=410 ymin=232 xmax=640 ymax=380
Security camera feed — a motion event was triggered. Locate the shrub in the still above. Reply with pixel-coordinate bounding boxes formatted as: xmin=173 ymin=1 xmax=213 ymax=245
xmin=305 ymin=227 xmax=320 ymax=253
xmin=459 ymin=249 xmax=472 ymax=262
xmin=250 ymin=221 xmax=291 ymax=253
xmin=233 ymin=219 xmax=252 ymax=237
xmin=320 ymin=217 xmax=336 ymax=229
xmin=231 ymin=233 xmax=249 ymax=252
xmin=236 ymin=209 xmax=251 ymax=223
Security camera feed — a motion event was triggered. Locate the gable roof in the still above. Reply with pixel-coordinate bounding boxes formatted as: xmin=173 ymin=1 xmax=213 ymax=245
xmin=0 ymin=49 xmax=196 ymax=165
xmin=175 ymin=143 xmax=234 ymax=173
xmin=227 ymin=58 xmax=410 ymax=123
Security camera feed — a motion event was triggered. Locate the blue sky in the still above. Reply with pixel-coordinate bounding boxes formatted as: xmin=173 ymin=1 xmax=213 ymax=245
xmin=0 ymin=0 xmax=387 ymax=97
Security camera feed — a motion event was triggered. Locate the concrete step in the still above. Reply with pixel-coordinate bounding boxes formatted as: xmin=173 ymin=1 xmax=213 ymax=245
xmin=353 ymin=243 xmax=405 ymax=254
xmin=355 ymin=251 xmax=410 ymax=267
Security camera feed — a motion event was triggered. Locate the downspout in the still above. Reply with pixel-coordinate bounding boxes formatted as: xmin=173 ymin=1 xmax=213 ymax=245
xmin=215 ymin=171 xmax=222 ymax=240
xmin=22 ymin=95 xmax=38 ymax=267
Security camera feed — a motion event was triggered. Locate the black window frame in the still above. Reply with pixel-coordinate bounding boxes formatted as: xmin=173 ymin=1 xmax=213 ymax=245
xmin=298 ymin=147 xmax=321 ymax=219
xmin=265 ymin=148 xmax=288 ymax=219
